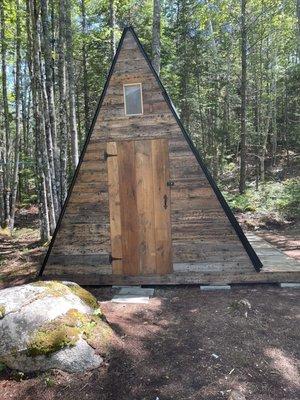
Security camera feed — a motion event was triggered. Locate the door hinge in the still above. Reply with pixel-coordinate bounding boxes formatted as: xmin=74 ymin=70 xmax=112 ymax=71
xmin=109 ymin=253 xmax=123 ymax=264
xmin=104 ymin=151 xmax=117 ymax=161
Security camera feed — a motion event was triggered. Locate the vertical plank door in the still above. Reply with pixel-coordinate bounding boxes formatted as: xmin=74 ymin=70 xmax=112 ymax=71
xmin=107 ymin=139 xmax=172 ymax=275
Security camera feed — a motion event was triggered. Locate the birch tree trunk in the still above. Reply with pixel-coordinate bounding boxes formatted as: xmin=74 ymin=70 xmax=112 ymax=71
xmin=81 ymin=0 xmax=90 ymax=135
xmin=27 ymin=0 xmax=50 ymax=242
xmin=152 ymin=0 xmax=161 ymax=74
xmin=9 ymin=0 xmax=22 ymax=231
xmin=40 ymin=0 xmax=60 ymax=219
xmin=0 ymin=1 xmax=11 ymax=227
xmin=58 ymin=0 xmax=68 ymax=204
xmin=65 ymin=0 xmax=79 ymax=170
xmin=239 ymin=0 xmax=247 ymax=194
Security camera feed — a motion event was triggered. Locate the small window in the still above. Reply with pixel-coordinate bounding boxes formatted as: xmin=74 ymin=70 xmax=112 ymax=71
xmin=124 ymin=83 xmax=143 ymax=115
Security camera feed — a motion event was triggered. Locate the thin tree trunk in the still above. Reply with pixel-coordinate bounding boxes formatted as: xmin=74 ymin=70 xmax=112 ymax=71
xmin=0 ymin=1 xmax=11 ymax=227
xmin=0 ymin=163 xmax=4 ymax=226
xmin=297 ymin=0 xmax=300 ymax=59
xmin=33 ymin=2 xmax=56 ymax=234
xmin=81 ymin=0 xmax=90 ymax=135
xmin=271 ymin=79 xmax=277 ymax=167
xmin=283 ymin=83 xmax=290 ymax=168
xmin=65 ymin=0 xmax=79 ymax=170
xmin=177 ymin=0 xmax=190 ymax=129
xmin=58 ymin=0 xmax=68 ymax=204
xmin=9 ymin=0 xmax=22 ymax=231
xmin=27 ymin=0 xmax=50 ymax=242
xmin=40 ymin=0 xmax=60 ymax=219
xmin=239 ymin=0 xmax=247 ymax=194
xmin=109 ymin=0 xmax=116 ymax=59
xmin=152 ymin=0 xmax=161 ymax=74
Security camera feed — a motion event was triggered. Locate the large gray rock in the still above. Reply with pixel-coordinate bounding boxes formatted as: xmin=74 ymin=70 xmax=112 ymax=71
xmin=0 ymin=281 xmax=111 ymax=373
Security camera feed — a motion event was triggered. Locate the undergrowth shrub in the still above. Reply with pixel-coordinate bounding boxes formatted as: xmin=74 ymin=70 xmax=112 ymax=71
xmin=224 ymin=178 xmax=300 ymax=220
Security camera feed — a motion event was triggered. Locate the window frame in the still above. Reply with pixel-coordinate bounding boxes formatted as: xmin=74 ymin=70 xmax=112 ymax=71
xmin=123 ymin=83 xmax=143 ymax=116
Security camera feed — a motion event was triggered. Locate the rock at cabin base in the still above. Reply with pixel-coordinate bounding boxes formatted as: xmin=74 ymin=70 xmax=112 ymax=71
xmin=0 ymin=281 xmax=111 ymax=373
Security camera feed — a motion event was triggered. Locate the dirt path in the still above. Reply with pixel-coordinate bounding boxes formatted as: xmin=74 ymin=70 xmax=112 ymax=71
xmin=0 ymin=285 xmax=299 ymax=400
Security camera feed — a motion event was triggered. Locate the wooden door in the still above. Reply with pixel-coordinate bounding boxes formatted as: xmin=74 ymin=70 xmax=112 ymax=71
xmin=107 ymin=139 xmax=172 ymax=276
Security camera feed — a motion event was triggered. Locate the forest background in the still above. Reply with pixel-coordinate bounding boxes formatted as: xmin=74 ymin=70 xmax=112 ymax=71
xmin=0 ymin=0 xmax=299 ymax=241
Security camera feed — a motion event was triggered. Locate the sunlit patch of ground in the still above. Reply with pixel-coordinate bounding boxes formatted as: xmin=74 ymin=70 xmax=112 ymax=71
xmin=265 ymin=347 xmax=300 ymax=388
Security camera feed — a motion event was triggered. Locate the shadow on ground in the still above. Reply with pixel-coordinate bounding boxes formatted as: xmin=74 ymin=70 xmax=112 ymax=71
xmin=1 ymin=285 xmax=299 ymax=400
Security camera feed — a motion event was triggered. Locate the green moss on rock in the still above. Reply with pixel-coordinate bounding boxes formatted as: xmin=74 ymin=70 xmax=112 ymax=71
xmin=68 ymin=285 xmax=98 ymax=309
xmin=26 ymin=308 xmax=111 ymax=357
xmin=27 ymin=324 xmax=79 ymax=357
xmin=32 ymin=281 xmax=99 ymax=310
xmin=31 ymin=281 xmax=70 ymax=297
xmin=0 ymin=305 xmax=5 ymax=319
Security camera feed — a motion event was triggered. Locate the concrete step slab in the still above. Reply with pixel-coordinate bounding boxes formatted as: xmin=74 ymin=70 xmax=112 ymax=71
xmin=118 ymin=287 xmax=155 ymax=296
xmin=111 ymin=294 xmax=150 ymax=304
xmin=279 ymin=283 xmax=300 ymax=288
xmin=200 ymin=285 xmax=231 ymax=291
xmin=112 ymin=285 xmax=141 ymax=289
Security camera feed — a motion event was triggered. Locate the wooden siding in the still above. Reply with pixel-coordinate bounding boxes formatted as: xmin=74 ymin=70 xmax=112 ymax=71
xmin=44 ymin=29 xmax=255 ymax=283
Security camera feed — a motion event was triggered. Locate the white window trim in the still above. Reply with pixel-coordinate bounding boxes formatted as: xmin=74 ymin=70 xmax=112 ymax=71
xmin=123 ymin=83 xmax=143 ymax=116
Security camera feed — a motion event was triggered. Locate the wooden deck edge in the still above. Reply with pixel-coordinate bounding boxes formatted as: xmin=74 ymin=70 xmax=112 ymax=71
xmin=40 ymin=271 xmax=300 ymax=286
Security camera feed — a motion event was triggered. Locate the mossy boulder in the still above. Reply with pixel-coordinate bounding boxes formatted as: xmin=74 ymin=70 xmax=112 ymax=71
xmin=0 ymin=305 xmax=5 ymax=319
xmin=0 ymin=281 xmax=113 ymax=373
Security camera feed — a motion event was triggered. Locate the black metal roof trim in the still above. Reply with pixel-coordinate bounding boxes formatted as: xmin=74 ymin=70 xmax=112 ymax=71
xmin=40 ymin=26 xmax=262 ymax=277
xmin=127 ymin=27 xmax=262 ymax=272
xmin=39 ymin=28 xmax=129 ymax=277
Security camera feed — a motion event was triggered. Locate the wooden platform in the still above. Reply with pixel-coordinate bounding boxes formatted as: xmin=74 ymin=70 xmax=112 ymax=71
xmin=243 ymin=232 xmax=300 ymax=282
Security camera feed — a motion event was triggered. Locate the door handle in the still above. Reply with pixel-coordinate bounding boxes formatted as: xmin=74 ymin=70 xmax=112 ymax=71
xmin=163 ymin=194 xmax=168 ymax=209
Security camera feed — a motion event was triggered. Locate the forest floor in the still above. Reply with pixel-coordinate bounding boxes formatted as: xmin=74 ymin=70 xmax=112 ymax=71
xmin=0 ymin=285 xmax=299 ymax=400
xmin=0 ymin=208 xmax=299 ymax=399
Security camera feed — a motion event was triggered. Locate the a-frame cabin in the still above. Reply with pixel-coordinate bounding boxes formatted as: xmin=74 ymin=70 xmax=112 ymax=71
xmin=40 ymin=27 xmax=262 ymax=285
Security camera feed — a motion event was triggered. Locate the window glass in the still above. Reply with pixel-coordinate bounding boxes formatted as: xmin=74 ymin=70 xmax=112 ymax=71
xmin=124 ymin=84 xmax=143 ymax=115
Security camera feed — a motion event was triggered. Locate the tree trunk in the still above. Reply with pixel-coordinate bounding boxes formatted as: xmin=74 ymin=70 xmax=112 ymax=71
xmin=0 ymin=130 xmax=4 ymax=225
xmin=40 ymin=0 xmax=60 ymax=219
xmin=9 ymin=0 xmax=22 ymax=231
xmin=283 ymin=83 xmax=290 ymax=168
xmin=65 ymin=0 xmax=79 ymax=170
xmin=239 ymin=0 xmax=247 ymax=194
xmin=27 ymin=0 xmax=50 ymax=242
xmin=297 ymin=0 xmax=300 ymax=59
xmin=0 ymin=1 xmax=11 ymax=227
xmin=81 ymin=0 xmax=90 ymax=135
xmin=58 ymin=0 xmax=68 ymax=204
xmin=177 ymin=0 xmax=190 ymax=130
xmin=152 ymin=0 xmax=161 ymax=74
xmin=109 ymin=0 xmax=116 ymax=59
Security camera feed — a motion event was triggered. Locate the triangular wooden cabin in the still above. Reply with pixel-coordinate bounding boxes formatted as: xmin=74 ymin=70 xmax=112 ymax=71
xmin=40 ymin=27 xmax=262 ymax=285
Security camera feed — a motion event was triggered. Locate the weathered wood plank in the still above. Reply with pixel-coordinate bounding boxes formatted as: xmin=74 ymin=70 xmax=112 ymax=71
xmin=152 ymin=139 xmax=172 ymax=274
xmin=117 ymin=140 xmax=139 ymax=275
xmin=107 ymin=141 xmax=123 ymax=275
xmin=135 ymin=140 xmax=157 ymax=274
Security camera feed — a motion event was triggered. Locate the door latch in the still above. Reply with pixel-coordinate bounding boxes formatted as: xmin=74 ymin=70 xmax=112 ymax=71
xmin=163 ymin=194 xmax=168 ymax=209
